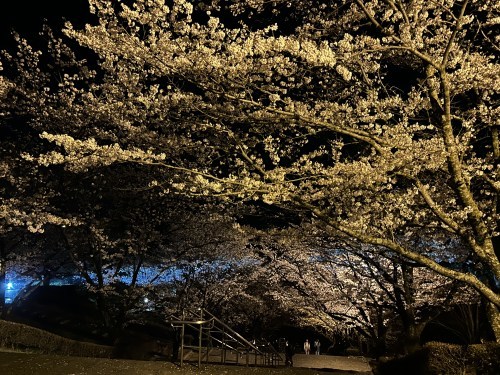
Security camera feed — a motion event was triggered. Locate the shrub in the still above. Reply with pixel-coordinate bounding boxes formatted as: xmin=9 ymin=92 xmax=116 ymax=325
xmin=375 ymin=349 xmax=430 ymax=375
xmin=377 ymin=342 xmax=500 ymax=375
xmin=425 ymin=342 xmax=467 ymax=375
xmin=0 ymin=320 xmax=112 ymax=358
xmin=467 ymin=342 xmax=500 ymax=375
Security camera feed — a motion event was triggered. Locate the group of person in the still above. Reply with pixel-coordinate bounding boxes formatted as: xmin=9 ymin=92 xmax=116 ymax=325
xmin=303 ymin=338 xmax=321 ymax=355
xmin=284 ymin=337 xmax=322 ymax=367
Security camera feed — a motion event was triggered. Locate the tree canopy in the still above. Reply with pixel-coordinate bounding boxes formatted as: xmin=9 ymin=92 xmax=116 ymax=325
xmin=1 ymin=0 xmax=499 ymax=342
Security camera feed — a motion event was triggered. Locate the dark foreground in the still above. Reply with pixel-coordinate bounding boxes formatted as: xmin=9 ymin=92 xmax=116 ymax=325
xmin=0 ymin=351 xmax=366 ymax=375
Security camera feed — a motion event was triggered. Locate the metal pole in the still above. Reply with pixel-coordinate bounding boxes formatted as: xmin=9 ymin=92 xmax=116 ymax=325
xmin=222 ymin=326 xmax=226 ymax=364
xmin=198 ymin=310 xmax=203 ymax=368
xmin=180 ymin=322 xmax=185 ymax=368
xmin=198 ymin=325 xmax=202 ymax=368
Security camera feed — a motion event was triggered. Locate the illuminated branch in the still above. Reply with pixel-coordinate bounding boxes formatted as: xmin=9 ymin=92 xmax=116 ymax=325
xmin=294 ymin=197 xmax=500 ymax=309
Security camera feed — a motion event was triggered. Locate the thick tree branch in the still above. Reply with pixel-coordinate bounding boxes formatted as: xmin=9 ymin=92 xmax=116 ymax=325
xmin=294 ymin=197 xmax=500 ymax=309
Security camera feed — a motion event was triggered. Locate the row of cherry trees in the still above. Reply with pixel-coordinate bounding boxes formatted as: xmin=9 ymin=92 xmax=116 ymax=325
xmin=238 ymin=227 xmax=481 ymax=353
xmin=1 ymin=0 xmax=499 ymax=346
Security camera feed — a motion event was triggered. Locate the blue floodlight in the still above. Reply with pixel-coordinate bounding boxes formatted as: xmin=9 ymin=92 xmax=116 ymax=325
xmin=6 ymin=282 xmax=13 ymax=290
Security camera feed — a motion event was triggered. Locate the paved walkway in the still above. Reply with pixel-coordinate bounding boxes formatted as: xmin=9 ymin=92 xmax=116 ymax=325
xmin=292 ymin=354 xmax=373 ymax=374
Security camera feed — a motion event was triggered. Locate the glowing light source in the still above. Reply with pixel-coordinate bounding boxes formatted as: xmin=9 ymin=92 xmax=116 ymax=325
xmin=6 ymin=282 xmax=13 ymax=290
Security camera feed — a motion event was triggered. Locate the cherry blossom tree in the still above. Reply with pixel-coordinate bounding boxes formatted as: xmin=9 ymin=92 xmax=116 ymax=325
xmin=148 ymin=204 xmax=249 ymax=315
xmin=53 ymin=181 xmax=247 ymax=335
xmin=1 ymin=0 xmax=499 ymax=340
xmin=0 ymin=110 xmax=77 ymax=316
xmin=238 ymin=228 xmax=479 ymax=354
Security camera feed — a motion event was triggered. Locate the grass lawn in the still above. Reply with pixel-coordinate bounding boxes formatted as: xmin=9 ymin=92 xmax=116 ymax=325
xmin=0 ymin=351 xmax=336 ymax=375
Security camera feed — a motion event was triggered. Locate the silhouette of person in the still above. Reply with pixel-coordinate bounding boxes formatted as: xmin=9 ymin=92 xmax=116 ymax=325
xmin=314 ymin=338 xmax=321 ymax=355
xmin=304 ymin=339 xmax=311 ymax=355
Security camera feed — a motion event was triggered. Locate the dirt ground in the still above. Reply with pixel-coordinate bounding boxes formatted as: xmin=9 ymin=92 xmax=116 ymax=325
xmin=0 ymin=351 xmax=366 ymax=375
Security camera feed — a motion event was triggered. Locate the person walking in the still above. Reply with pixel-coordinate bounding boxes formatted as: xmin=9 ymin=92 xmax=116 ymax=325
xmin=314 ymin=338 xmax=321 ymax=355
xmin=304 ymin=339 xmax=311 ymax=355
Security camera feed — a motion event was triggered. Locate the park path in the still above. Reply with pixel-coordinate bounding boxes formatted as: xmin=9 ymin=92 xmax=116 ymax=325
xmin=292 ymin=353 xmax=373 ymax=374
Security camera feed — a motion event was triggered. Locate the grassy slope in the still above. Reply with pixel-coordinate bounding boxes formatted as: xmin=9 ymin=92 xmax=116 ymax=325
xmin=0 ymin=320 xmax=112 ymax=357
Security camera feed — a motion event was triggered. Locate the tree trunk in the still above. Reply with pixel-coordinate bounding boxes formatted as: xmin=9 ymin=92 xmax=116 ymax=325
xmin=400 ymin=263 xmax=423 ymax=354
xmin=486 ymin=302 xmax=500 ymax=343
xmin=0 ymin=238 xmax=6 ymax=319
xmin=373 ymin=335 xmax=387 ymax=358
xmin=96 ymin=292 xmax=112 ymax=328
xmin=403 ymin=322 xmax=425 ymax=354
xmin=373 ymin=307 xmax=388 ymax=357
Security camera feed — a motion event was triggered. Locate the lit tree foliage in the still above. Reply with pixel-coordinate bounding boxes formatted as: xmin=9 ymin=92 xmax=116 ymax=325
xmin=57 ymin=196 xmax=246 ymax=335
xmin=1 ymin=0 xmax=499 ymax=339
xmin=151 ymin=205 xmax=249 ymax=315
xmin=242 ymin=228 xmax=479 ymax=354
xmin=0 ymin=106 xmax=77 ymax=316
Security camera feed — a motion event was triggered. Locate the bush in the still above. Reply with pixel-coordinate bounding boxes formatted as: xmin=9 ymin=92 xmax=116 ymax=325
xmin=375 ymin=349 xmax=430 ymax=375
xmin=0 ymin=320 xmax=112 ymax=358
xmin=425 ymin=342 xmax=467 ymax=375
xmin=376 ymin=342 xmax=500 ymax=375
xmin=467 ymin=342 xmax=500 ymax=375
xmin=426 ymin=341 xmax=500 ymax=375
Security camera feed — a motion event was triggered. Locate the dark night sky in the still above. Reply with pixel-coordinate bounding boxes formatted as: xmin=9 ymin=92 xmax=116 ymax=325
xmin=0 ymin=0 xmax=88 ymax=49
